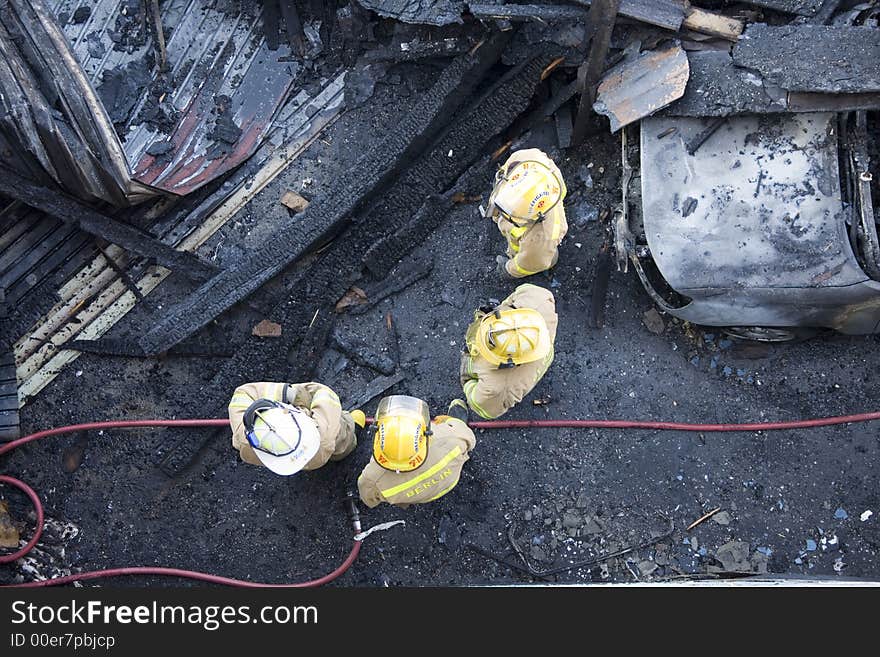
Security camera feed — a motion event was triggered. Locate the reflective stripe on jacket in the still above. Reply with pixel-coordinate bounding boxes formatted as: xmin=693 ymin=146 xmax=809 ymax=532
xmin=357 ymin=417 xmax=476 ymax=508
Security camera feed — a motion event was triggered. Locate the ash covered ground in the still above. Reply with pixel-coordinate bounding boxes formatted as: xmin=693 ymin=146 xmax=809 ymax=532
xmin=3 ymin=55 xmax=879 ymax=587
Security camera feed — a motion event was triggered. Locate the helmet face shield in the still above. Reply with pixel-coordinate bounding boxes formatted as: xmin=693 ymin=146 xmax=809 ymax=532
xmin=375 ymin=395 xmax=430 ymax=426
xmin=373 ymin=395 xmax=430 ymax=473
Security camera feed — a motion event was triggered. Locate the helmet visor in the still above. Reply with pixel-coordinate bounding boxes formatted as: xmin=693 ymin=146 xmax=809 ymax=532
xmin=375 ymin=395 xmax=430 ymax=426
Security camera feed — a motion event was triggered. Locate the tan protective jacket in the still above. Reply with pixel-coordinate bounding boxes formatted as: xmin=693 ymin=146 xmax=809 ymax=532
xmin=357 ymin=416 xmax=476 ymax=508
xmin=228 ymin=382 xmax=356 ymax=470
xmin=488 ymin=148 xmax=568 ymax=278
xmin=460 ymin=284 xmax=558 ymax=419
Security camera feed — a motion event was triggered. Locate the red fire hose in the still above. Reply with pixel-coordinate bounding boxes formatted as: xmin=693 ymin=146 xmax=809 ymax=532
xmin=3 ymin=410 xmax=880 ymax=587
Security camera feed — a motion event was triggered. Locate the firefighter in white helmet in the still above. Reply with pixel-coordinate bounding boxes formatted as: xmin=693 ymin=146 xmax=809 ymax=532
xmin=460 ymin=284 xmax=558 ymax=419
xmin=227 ymin=382 xmax=365 ymax=475
xmin=357 ymin=395 xmax=476 ymax=508
xmin=483 ymin=148 xmax=568 ymax=278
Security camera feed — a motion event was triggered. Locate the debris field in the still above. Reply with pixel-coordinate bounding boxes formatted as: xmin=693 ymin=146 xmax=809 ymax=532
xmin=1 ymin=0 xmax=879 ymax=585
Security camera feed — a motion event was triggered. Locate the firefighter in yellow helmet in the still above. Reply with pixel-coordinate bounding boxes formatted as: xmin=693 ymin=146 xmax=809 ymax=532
xmin=227 ymin=382 xmax=365 ymax=475
xmin=460 ymin=283 xmax=558 ymax=419
xmin=483 ymin=148 xmax=568 ymax=279
xmin=357 ymin=395 xmax=476 ymax=508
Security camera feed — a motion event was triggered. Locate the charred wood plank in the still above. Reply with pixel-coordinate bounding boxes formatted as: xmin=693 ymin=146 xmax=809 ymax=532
xmin=349 ymin=258 xmax=434 ymax=315
xmin=0 ymin=166 xmax=217 ymax=283
xmin=469 ymin=3 xmax=587 ymax=21
xmin=137 ymin=36 xmax=510 ymax=356
xmin=731 ymin=0 xmax=823 ymax=16
xmin=570 ymin=0 xmax=682 ymax=31
xmin=0 ymin=348 xmax=19 ymax=441
xmin=263 ymin=0 xmax=282 ymax=50
xmin=330 ymin=329 xmax=396 ymax=375
xmin=355 ymin=0 xmax=464 ymax=26
xmin=572 ymin=0 xmax=620 ymax=145
xmin=279 ymin=0 xmax=306 ymax=56
xmin=345 ymin=372 xmax=407 ymax=412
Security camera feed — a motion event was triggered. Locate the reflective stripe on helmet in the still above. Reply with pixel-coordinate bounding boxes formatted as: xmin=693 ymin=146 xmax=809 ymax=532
xmin=380 ymin=446 xmax=462 ymax=498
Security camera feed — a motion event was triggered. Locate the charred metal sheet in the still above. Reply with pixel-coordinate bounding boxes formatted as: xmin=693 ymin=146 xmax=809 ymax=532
xmin=662 ymin=51 xmax=787 ymax=117
xmin=593 ymin=44 xmax=689 ymax=132
xmin=733 ymin=24 xmax=880 ymax=94
xmin=355 ymin=0 xmax=465 ymax=25
xmin=0 ymin=166 xmax=217 ymax=282
xmin=0 ymin=348 xmax=19 ymax=441
xmin=638 ymin=113 xmax=880 ymax=333
xmin=137 ymin=36 xmax=510 ymax=356
xmin=48 ymin=0 xmax=300 ymax=198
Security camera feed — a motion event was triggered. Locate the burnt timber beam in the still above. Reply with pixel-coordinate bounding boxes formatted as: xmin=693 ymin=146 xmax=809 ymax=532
xmin=572 ymin=0 xmax=620 ymax=146
xmin=137 ymin=35 xmax=511 ymax=356
xmin=151 ymin=50 xmax=556 ymax=476
xmin=0 ymin=166 xmax=217 ymax=283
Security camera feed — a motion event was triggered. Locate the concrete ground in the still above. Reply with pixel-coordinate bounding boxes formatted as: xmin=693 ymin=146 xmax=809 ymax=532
xmin=2 ymin=58 xmax=878 ymax=587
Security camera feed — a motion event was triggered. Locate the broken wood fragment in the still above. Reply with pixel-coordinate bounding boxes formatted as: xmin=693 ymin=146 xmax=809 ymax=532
xmin=252 ymin=319 xmax=282 ymax=338
xmin=279 ymin=0 xmax=306 ymax=56
xmin=335 ymin=286 xmax=369 ymax=312
xmin=148 ymin=0 xmax=167 ymax=70
xmin=686 ymin=117 xmax=725 ymax=155
xmin=280 ymin=190 xmax=310 ymax=213
xmin=681 ymin=7 xmax=743 ymax=41
xmin=687 ymin=507 xmax=721 ymax=531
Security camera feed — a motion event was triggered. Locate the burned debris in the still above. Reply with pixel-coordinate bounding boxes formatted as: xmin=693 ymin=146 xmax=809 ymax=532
xmin=1 ymin=0 xmax=879 ymax=591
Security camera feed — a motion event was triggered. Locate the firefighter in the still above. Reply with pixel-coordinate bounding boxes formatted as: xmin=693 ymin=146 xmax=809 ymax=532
xmin=357 ymin=396 xmax=476 ymax=508
xmin=460 ymin=283 xmax=557 ymax=419
xmin=483 ymin=147 xmax=568 ymax=279
xmin=227 ymin=382 xmax=365 ymax=475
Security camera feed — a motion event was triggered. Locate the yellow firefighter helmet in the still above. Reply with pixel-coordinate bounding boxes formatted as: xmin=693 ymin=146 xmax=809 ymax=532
xmin=472 ymin=307 xmax=551 ymax=367
xmin=491 ymin=159 xmax=565 ymax=223
xmin=373 ymin=395 xmax=431 ymax=472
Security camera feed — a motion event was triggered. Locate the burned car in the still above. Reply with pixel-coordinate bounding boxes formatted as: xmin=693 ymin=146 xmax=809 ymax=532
xmin=617 ymin=111 xmax=880 ymax=340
